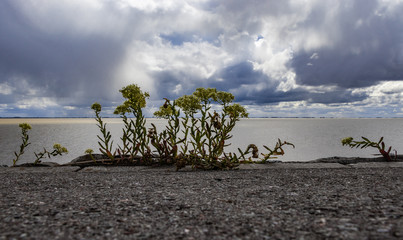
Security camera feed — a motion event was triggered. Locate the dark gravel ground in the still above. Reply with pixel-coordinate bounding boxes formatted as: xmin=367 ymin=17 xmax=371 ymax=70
xmin=0 ymin=166 xmax=402 ymax=239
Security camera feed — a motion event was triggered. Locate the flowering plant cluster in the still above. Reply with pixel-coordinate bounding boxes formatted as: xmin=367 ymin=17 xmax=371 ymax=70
xmin=91 ymin=85 xmax=294 ymax=170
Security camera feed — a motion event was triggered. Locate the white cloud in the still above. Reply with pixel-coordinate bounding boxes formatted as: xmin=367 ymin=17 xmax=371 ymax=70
xmin=115 ymin=36 xmax=233 ymax=96
xmin=16 ymin=97 xmax=58 ymax=109
xmin=0 ymin=82 xmax=14 ymax=95
xmin=1 ymin=0 xmax=403 ymax=117
xmin=63 ymin=106 xmax=77 ymax=110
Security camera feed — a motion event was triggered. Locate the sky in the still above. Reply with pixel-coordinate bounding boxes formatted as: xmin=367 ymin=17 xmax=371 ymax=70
xmin=1 ymin=0 xmax=403 ymax=118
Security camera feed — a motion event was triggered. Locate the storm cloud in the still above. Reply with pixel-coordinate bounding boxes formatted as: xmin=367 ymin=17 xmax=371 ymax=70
xmin=0 ymin=0 xmax=402 ymax=117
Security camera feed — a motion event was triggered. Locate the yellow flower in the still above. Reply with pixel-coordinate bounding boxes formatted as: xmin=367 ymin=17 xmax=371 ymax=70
xmin=176 ymin=95 xmax=202 ymax=115
xmin=341 ymin=137 xmax=353 ymax=146
xmin=154 ymin=104 xmax=176 ymax=118
xmin=114 ymin=104 xmax=130 ymax=115
xmin=53 ymin=143 xmax=68 ymax=153
xmin=193 ymin=88 xmax=217 ymax=104
xmin=224 ymin=104 xmax=248 ymax=119
xmin=119 ymin=84 xmax=149 ymax=110
xmin=91 ymin=102 xmax=102 ymax=112
xmin=19 ymin=123 xmax=32 ymax=130
xmin=85 ymin=149 xmax=94 ymax=154
xmin=216 ymin=91 xmax=234 ymax=105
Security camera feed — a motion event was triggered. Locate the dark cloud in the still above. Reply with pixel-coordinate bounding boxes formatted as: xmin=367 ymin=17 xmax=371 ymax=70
xmin=216 ymin=62 xmax=264 ymax=86
xmin=291 ymin=0 xmax=403 ymax=89
xmin=152 ymin=71 xmax=184 ymax=99
xmin=0 ymin=1 xmax=128 ymax=107
xmin=151 ymin=59 xmax=369 ymax=107
xmin=208 ymin=61 xmax=367 ymax=105
xmin=231 ymin=85 xmax=367 ymax=105
xmin=1 ymin=0 xmax=403 ymax=117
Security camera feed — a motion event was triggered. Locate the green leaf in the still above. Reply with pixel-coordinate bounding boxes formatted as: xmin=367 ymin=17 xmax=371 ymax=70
xmin=378 ymin=137 xmax=384 ymax=145
xmin=263 ymin=145 xmax=272 ymax=152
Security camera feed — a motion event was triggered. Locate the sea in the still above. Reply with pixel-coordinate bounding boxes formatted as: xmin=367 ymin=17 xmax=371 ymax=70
xmin=1 ymin=118 xmax=402 ymax=166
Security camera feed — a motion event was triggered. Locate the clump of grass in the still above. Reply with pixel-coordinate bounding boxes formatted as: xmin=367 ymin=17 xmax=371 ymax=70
xmin=341 ymin=136 xmax=396 ymax=161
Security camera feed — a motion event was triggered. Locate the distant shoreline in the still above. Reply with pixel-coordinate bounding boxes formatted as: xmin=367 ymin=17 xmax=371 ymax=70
xmin=1 ymin=117 xmax=403 ymax=119
xmin=2 ymin=117 xmax=403 ymax=126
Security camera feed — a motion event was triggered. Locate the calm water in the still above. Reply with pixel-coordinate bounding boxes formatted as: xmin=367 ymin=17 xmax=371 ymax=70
xmin=1 ymin=118 xmax=402 ymax=166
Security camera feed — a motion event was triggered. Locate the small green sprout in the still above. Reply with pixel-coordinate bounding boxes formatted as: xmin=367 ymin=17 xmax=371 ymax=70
xmin=85 ymin=148 xmax=94 ymax=154
xmin=85 ymin=149 xmax=95 ymax=162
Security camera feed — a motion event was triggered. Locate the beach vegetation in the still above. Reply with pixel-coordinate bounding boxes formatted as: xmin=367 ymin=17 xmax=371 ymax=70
xmin=85 ymin=149 xmax=95 ymax=162
xmin=341 ymin=136 xmax=396 ymax=161
xmin=114 ymin=84 xmax=151 ymax=163
xmin=91 ymin=102 xmax=115 ymax=160
xmin=235 ymin=139 xmax=295 ymax=164
xmin=33 ymin=143 xmax=68 ymax=164
xmin=12 ymin=123 xmax=32 ymax=166
xmin=88 ymin=84 xmax=294 ymax=170
xmin=12 ymin=123 xmax=68 ymax=166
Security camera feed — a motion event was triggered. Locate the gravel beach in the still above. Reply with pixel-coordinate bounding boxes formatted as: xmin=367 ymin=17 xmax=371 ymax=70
xmin=0 ymin=163 xmax=402 ymax=239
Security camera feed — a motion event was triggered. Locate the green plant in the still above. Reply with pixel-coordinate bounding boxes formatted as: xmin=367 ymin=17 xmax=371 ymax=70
xmin=85 ymin=148 xmax=95 ymax=162
xmin=34 ymin=143 xmax=68 ymax=164
xmin=114 ymin=106 xmax=133 ymax=159
xmin=155 ymin=88 xmax=275 ymax=170
xmin=88 ymin=85 xmax=294 ymax=170
xmin=341 ymin=136 xmax=396 ymax=161
xmin=91 ymin=102 xmax=115 ymax=160
xmin=183 ymin=88 xmax=249 ymax=169
xmin=12 ymin=123 xmax=69 ymax=166
xmin=152 ymin=99 xmax=185 ymax=164
xmin=236 ymin=139 xmax=295 ymax=163
xmin=12 ymin=123 xmax=32 ymax=166
xmin=114 ymin=84 xmax=151 ymax=162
